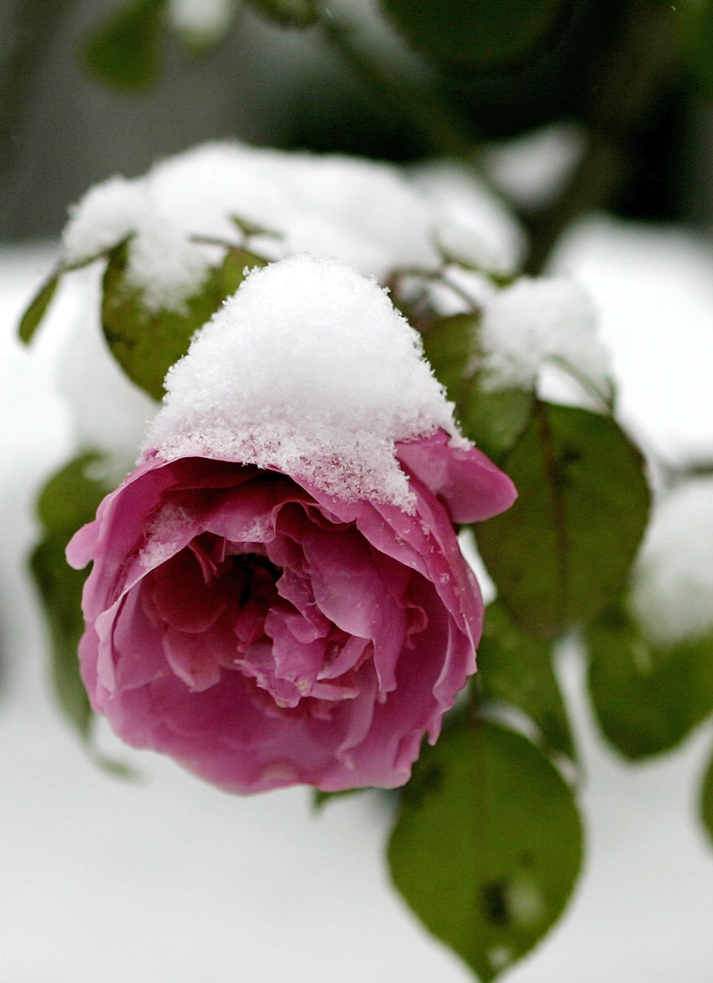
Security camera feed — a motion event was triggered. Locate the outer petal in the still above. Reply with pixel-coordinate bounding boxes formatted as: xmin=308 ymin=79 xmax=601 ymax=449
xmin=396 ymin=429 xmax=517 ymax=523
xmin=66 ymin=440 xmax=511 ymax=794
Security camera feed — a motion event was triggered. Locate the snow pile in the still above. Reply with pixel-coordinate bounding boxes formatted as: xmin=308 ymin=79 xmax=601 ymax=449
xmin=54 ymin=140 xmax=520 ymax=471
xmin=62 ymin=176 xmax=148 ymax=262
xmin=167 ymin=0 xmax=234 ymax=41
xmin=481 ymin=123 xmax=585 ymax=210
xmin=478 ymin=276 xmax=611 ymax=399
xmin=147 ymin=255 xmax=458 ymax=508
xmin=412 ymin=161 xmax=524 ymax=275
xmin=629 ymin=477 xmax=713 ymax=647
xmin=554 ymin=217 xmax=713 ymax=459
xmin=61 ymin=141 xmax=521 ymax=313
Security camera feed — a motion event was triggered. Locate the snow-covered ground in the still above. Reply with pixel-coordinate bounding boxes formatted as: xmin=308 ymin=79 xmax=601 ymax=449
xmin=1 ymin=221 xmax=713 ymax=982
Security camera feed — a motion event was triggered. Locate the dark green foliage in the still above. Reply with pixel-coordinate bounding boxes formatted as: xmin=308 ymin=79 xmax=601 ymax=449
xmin=18 ymin=248 xmax=124 ymax=346
xmin=587 ymin=603 xmax=713 ymax=759
xmin=700 ymin=746 xmax=713 ymax=845
xmin=478 ymin=602 xmax=575 ymax=764
xmin=84 ymin=0 xmax=167 ymax=92
xmin=380 ymin=0 xmax=568 ymax=73
xmin=388 ymin=721 xmax=583 ymax=981
xmin=245 ymin=0 xmax=319 ymax=28
xmin=679 ymin=0 xmax=713 ymax=100
xmin=31 ymin=541 xmax=93 ymax=736
xmin=100 ymin=241 xmax=265 ymax=400
xmin=420 ymin=310 xmax=534 ymax=463
xmin=30 ymin=453 xmax=110 ymax=739
xmin=459 ymin=384 xmax=535 ymax=466
xmin=476 ymin=402 xmax=650 ymax=639
xmin=16 ymin=239 xmax=266 ymax=393
xmin=421 ymin=313 xmax=479 ymax=405
xmin=18 ymin=273 xmax=59 ymax=344
xmin=101 ymin=241 xmax=220 ymax=399
xmin=311 ymin=788 xmax=369 ymax=811
xmin=219 ymin=247 xmax=268 ymax=297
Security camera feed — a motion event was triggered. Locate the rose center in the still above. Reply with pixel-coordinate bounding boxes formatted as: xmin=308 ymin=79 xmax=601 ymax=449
xmin=147 ymin=536 xmax=282 ymax=638
xmin=222 ymin=552 xmax=282 ymax=649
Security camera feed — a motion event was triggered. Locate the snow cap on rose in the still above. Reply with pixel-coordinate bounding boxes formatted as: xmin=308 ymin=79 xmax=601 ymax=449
xmin=67 ymin=256 xmax=516 ymax=793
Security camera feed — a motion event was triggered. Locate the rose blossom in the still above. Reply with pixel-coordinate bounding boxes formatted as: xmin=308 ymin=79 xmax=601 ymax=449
xmin=66 ymin=256 xmax=516 ymax=792
xmin=67 ymin=433 xmax=514 ymax=793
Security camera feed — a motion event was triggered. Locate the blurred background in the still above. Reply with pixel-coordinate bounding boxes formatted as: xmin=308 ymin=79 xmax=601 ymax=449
xmin=2 ymin=2 xmax=713 ymax=981
xmin=2 ymin=0 xmax=713 ymax=244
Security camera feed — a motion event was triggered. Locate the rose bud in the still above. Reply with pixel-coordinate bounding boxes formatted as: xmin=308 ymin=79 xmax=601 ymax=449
xmin=67 ymin=256 xmax=516 ymax=792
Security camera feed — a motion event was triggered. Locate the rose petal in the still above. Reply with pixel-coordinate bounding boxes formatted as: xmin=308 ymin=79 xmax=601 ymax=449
xmin=396 ymin=428 xmax=517 ymax=524
xmin=71 ymin=435 xmax=512 ymax=792
xmin=149 ymin=549 xmax=228 ymax=633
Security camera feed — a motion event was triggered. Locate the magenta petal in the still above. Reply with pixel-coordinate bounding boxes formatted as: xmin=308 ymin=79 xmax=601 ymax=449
xmin=396 ymin=429 xmax=517 ymax=523
xmin=149 ymin=550 xmax=228 ymax=633
xmin=317 ymin=634 xmax=370 ymax=681
xmin=66 ymin=518 xmax=100 ymax=570
xmin=163 ymin=627 xmax=224 ymax=692
xmin=265 ymin=604 xmax=327 ymax=693
xmin=71 ymin=436 xmax=512 ymax=793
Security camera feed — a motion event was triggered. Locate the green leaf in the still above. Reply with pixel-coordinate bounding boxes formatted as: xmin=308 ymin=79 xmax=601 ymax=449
xmin=419 ymin=313 xmax=534 ymax=462
xmin=312 ymin=787 xmax=370 ymax=811
xmin=30 ymin=453 xmax=110 ymax=740
xmin=101 ymin=241 xmax=224 ymax=400
xmin=421 ymin=313 xmax=478 ymax=404
xmin=31 ymin=538 xmax=93 ymax=737
xmin=679 ymin=0 xmax=713 ymax=101
xmin=18 ymin=273 xmax=60 ymax=344
xmin=219 ymin=247 xmax=268 ymax=297
xmin=100 ymin=242 xmax=268 ymax=399
xmin=84 ymin=0 xmax=167 ymax=92
xmin=244 ymin=0 xmax=319 ymax=28
xmin=389 ymin=721 xmax=583 ymax=981
xmin=700 ymin=745 xmax=713 ymax=845
xmin=36 ymin=453 xmax=107 ymax=535
xmin=478 ymin=602 xmax=575 ymax=763
xmin=18 ymin=246 xmax=127 ymax=346
xmin=587 ymin=603 xmax=713 ymax=759
xmin=475 ymin=402 xmax=650 ymax=640
xmin=380 ymin=0 xmax=568 ymax=73
xmin=459 ymin=382 xmax=534 ymax=465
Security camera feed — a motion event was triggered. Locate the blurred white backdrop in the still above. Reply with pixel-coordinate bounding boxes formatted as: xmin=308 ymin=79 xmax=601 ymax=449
xmin=1 ymin=221 xmax=713 ymax=982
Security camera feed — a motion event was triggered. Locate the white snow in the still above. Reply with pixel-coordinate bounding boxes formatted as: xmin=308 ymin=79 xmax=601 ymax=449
xmin=62 ymin=175 xmax=150 ymax=266
xmin=60 ymin=141 xmax=521 ymax=314
xmin=478 ymin=275 xmax=612 ymax=402
xmin=51 ymin=141 xmax=521 ymax=464
xmin=148 ymin=255 xmax=457 ymax=508
xmin=412 ymin=160 xmax=525 ymax=274
xmin=4 ymin=211 xmax=713 ymax=982
xmin=630 ymin=476 xmax=713 ymax=647
xmin=553 ymin=216 xmax=713 ymax=461
xmin=167 ymin=0 xmax=235 ymax=41
xmin=482 ymin=123 xmax=586 ymax=210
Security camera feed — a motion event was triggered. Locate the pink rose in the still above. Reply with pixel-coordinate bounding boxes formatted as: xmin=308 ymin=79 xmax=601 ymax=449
xmin=67 ymin=431 xmax=515 ymax=793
